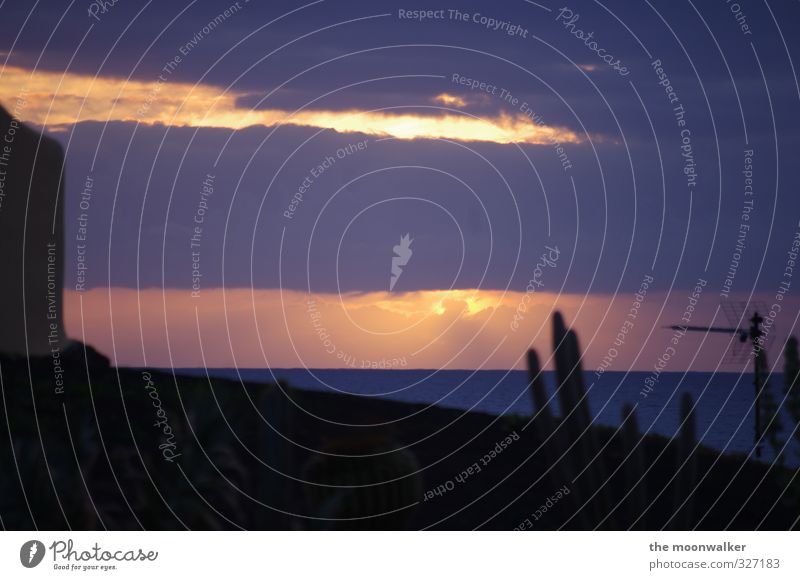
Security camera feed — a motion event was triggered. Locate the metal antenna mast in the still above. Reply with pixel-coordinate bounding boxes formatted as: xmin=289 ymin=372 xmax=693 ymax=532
xmin=665 ymin=302 xmax=771 ymax=458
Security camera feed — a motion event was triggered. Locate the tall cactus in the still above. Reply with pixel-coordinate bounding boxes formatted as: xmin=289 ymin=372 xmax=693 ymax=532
xmin=526 ymin=349 xmax=556 ymax=438
xmin=524 ymin=313 xmax=631 ymax=528
xmin=526 ymin=312 xmax=699 ymax=529
xmin=784 ymin=337 xmax=800 ymax=463
xmin=552 ymin=313 xmax=592 ymax=430
xmin=672 ymin=392 xmax=697 ymax=529
xmin=757 ymin=349 xmax=784 ymax=462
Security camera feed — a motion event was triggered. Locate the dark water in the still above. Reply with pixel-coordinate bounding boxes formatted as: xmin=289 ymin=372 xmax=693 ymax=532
xmin=170 ymin=368 xmax=797 ymax=463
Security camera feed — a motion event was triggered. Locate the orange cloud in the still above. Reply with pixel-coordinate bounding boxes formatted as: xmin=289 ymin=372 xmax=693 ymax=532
xmin=0 ymin=65 xmax=581 ymax=145
xmin=432 ymin=92 xmax=467 ymax=107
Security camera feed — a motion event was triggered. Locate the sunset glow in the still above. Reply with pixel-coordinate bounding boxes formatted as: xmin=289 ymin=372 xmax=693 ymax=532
xmin=61 ymin=287 xmax=793 ymax=371
xmin=432 ymin=92 xmax=468 ymax=107
xmin=0 ymin=65 xmax=580 ymax=145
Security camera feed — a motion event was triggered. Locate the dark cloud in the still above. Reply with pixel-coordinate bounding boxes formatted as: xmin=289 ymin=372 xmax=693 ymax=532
xmin=3 ymin=0 xmax=797 ymax=297
xmin=55 ymin=115 xmax=795 ymax=296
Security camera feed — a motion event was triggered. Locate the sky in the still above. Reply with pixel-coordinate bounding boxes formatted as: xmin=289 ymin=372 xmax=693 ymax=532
xmin=3 ymin=0 xmax=799 ymax=370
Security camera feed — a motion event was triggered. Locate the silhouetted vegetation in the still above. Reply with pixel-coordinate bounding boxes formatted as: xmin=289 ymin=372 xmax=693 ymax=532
xmin=1 ymin=313 xmax=797 ymax=530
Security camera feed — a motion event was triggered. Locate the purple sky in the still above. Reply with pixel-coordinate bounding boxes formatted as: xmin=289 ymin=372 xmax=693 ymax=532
xmin=2 ymin=0 xmax=799 ymax=369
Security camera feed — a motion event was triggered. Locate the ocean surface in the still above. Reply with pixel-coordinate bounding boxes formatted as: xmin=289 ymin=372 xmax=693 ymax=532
xmin=170 ymin=368 xmax=798 ymax=464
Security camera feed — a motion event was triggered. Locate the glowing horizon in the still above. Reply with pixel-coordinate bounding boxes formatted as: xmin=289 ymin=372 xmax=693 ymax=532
xmin=62 ymin=287 xmax=795 ymax=372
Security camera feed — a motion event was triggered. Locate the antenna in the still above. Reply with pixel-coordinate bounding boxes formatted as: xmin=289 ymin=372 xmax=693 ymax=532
xmin=664 ymin=301 xmax=773 ymax=458
xmin=720 ymin=300 xmax=775 ymax=363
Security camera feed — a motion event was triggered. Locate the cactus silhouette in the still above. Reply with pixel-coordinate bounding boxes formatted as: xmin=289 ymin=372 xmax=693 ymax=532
xmin=525 ymin=311 xmax=700 ymax=529
xmin=782 ymin=337 xmax=800 ymax=509
xmin=672 ymin=392 xmax=697 ymax=530
xmin=755 ymin=348 xmax=784 ymax=461
xmin=785 ymin=336 xmax=800 ymax=393
xmin=784 ymin=337 xmax=800 ymax=462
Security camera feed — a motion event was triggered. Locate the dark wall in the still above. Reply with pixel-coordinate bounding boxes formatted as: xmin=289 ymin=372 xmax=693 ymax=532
xmin=0 ymin=106 xmax=66 ymax=356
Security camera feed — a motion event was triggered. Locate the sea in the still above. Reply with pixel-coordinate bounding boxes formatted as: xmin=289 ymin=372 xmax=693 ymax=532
xmin=171 ymin=368 xmax=798 ymax=465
